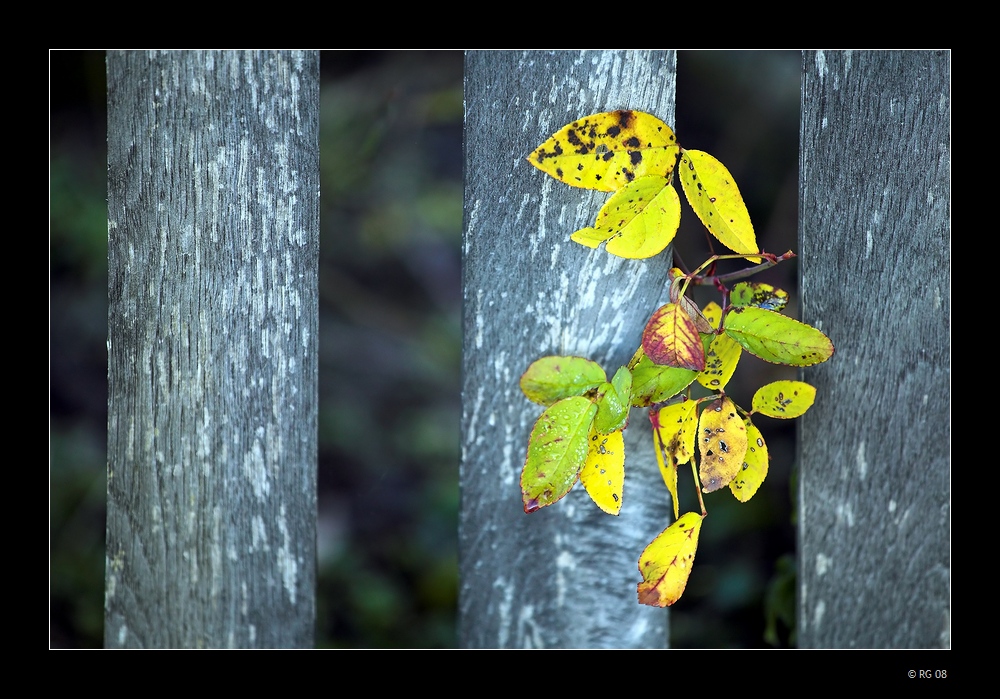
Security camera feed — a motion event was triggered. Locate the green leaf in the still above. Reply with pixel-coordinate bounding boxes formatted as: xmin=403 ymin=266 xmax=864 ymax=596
xmin=752 ymin=380 xmax=817 ymax=419
xmin=594 ymin=366 xmax=632 ymax=434
xmin=521 ymin=397 xmax=598 ymax=513
xmin=637 ymin=512 xmax=704 ymax=607
xmin=730 ymin=419 xmax=769 ymax=502
xmin=629 ymin=350 xmax=698 ymax=407
xmin=571 ymin=176 xmax=680 ymax=259
xmin=723 ymin=306 xmax=835 ymax=366
xmin=697 ymin=396 xmax=748 ymax=493
xmin=527 ymin=110 xmax=680 ymax=192
xmin=678 ymin=149 xmax=760 ymax=259
xmin=520 ymin=356 xmax=606 ymax=406
xmin=642 ymin=302 xmax=706 ymax=371
xmin=581 ymin=427 xmax=625 ymax=515
xmin=730 ymin=281 xmax=789 ymax=312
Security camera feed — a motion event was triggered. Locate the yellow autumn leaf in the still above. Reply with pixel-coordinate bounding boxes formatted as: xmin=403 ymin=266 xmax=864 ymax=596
xmin=569 ymin=176 xmax=680 ymax=259
xmin=730 ymin=419 xmax=769 ymax=502
xmin=581 ymin=427 xmax=625 ymax=515
xmin=527 ymin=110 xmax=680 ymax=192
xmin=650 ymin=400 xmax=698 ymax=519
xmin=752 ymin=380 xmax=816 ymax=419
xmin=637 ymin=512 xmax=704 ymax=607
xmin=697 ymin=396 xmax=748 ymax=493
xmin=696 ymin=301 xmax=741 ymax=391
xmin=678 ymin=150 xmax=760 ymax=260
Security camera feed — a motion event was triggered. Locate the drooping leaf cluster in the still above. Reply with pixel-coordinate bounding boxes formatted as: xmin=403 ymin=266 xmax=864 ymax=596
xmin=518 ymin=111 xmax=835 ymax=608
xmin=528 ymin=110 xmax=759 ymax=260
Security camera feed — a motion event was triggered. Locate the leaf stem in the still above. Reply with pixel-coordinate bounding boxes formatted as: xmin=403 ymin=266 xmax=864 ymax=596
xmin=688 ymin=250 xmax=796 ymax=287
xmin=691 ymin=460 xmax=707 ymax=516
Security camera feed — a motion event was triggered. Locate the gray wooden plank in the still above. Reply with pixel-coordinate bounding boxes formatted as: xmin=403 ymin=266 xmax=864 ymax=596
xmin=105 ymin=51 xmax=319 ymax=648
xmin=797 ymin=50 xmax=950 ymax=648
xmin=461 ymin=50 xmax=678 ymax=648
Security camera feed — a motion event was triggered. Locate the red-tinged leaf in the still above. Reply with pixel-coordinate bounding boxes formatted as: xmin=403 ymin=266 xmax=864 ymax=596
xmin=697 ymin=396 xmax=748 ymax=493
xmin=521 ymin=397 xmax=597 ymax=513
xmin=642 ymin=302 xmax=706 ymax=371
xmin=637 ymin=512 xmax=704 ymax=607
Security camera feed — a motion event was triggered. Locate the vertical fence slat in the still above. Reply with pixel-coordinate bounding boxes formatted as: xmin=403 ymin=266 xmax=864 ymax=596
xmin=105 ymin=50 xmax=319 ymax=648
xmin=460 ymin=50 xmax=677 ymax=648
xmin=797 ymin=50 xmax=950 ymax=648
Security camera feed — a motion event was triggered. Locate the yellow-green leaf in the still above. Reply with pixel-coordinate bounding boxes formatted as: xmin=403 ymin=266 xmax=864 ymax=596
xmin=527 ymin=110 xmax=680 ymax=192
xmin=697 ymin=396 xmax=748 ymax=493
xmin=730 ymin=419 xmax=769 ymax=502
xmin=678 ymin=150 xmax=759 ymax=259
xmin=629 ymin=350 xmax=698 ymax=407
xmin=521 ymin=397 xmax=597 ymax=513
xmin=520 ymin=355 xmax=606 ymax=406
xmin=594 ymin=366 xmax=632 ymax=434
xmin=723 ymin=306 xmax=835 ymax=366
xmin=642 ymin=302 xmax=706 ymax=371
xmin=637 ymin=512 xmax=704 ymax=607
xmin=581 ymin=427 xmax=625 ymax=515
xmin=752 ymin=380 xmax=817 ymax=419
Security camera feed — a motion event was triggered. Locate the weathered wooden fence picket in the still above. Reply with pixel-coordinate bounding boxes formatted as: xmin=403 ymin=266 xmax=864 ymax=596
xmin=458 ymin=49 xmax=950 ymax=649
xmin=105 ymin=51 xmax=320 ymax=648
xmin=104 ymin=49 xmax=949 ymax=648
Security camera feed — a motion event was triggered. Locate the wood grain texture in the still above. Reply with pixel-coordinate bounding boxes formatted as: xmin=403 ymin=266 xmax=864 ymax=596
xmin=461 ymin=50 xmax=677 ymax=648
xmin=797 ymin=50 xmax=950 ymax=648
xmin=105 ymin=51 xmax=319 ymax=648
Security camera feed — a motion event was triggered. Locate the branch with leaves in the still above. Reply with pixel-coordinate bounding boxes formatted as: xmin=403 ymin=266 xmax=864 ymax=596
xmin=519 ymin=110 xmax=834 ymax=607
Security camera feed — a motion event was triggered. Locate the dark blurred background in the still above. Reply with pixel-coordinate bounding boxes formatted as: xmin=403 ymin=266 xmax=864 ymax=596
xmin=50 ymin=50 xmax=800 ymax=648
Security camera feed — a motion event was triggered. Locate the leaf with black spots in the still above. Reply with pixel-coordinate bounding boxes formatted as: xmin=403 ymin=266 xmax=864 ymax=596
xmin=581 ymin=427 xmax=625 ymax=515
xmin=528 ymin=110 xmax=680 ymax=192
xmin=730 ymin=419 xmax=769 ymax=502
xmin=678 ymin=150 xmax=759 ymax=259
xmin=697 ymin=396 xmax=748 ymax=493
xmin=752 ymin=380 xmax=816 ymax=419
